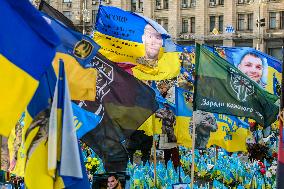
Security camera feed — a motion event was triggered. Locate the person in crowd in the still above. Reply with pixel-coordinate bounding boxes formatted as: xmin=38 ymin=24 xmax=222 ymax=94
xmin=107 ymin=174 xmax=123 ymax=189
xmin=156 ymin=103 xmax=179 ymax=169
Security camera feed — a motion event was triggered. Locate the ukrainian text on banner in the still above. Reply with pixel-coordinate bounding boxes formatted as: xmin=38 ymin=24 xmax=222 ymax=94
xmin=93 ymin=5 xmax=180 ymax=80
xmin=194 ymin=44 xmax=279 ymax=127
xmin=0 ymin=0 xmax=59 ymax=137
xmin=211 ymin=46 xmax=282 ymax=96
xmin=174 ymin=49 xmax=252 ymax=151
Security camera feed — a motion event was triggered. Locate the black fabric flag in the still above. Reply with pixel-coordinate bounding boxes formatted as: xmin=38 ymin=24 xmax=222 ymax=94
xmin=39 ymin=0 xmax=78 ymax=31
xmin=75 ymin=53 xmax=158 ymax=172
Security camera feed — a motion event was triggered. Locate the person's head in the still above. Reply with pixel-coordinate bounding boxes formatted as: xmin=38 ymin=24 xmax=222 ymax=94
xmin=238 ymin=53 xmax=263 ymax=83
xmin=164 ymin=103 xmax=170 ymax=110
xmin=107 ymin=174 xmax=119 ymax=189
xmin=142 ymin=24 xmax=163 ymax=60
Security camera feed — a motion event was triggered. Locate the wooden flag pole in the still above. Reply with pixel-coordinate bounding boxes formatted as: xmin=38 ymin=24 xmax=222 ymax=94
xmin=190 ymin=112 xmax=196 ymax=189
xmin=153 ymin=139 xmax=157 ymax=187
xmin=215 ymin=146 xmax=218 ymax=164
xmin=152 ymin=115 xmax=157 ymax=187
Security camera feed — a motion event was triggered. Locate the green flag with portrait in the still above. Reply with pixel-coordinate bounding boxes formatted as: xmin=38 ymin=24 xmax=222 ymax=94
xmin=193 ymin=44 xmax=279 ymax=127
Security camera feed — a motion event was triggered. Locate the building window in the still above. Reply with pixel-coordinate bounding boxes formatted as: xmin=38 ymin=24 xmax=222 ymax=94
xmin=209 ymin=0 xmax=216 ymax=6
xmin=218 ymin=15 xmax=223 ymax=32
xmin=63 ymin=11 xmax=72 ymax=20
xmin=181 ymin=0 xmax=188 ymax=8
xmin=138 ymin=0 xmax=143 ymax=11
xmin=92 ymin=10 xmax=98 ymax=23
xmin=247 ymin=13 xmax=253 ymax=30
xmin=156 ymin=19 xmax=161 ymax=25
xmin=237 ymin=14 xmax=245 ymax=31
xmin=156 ymin=0 xmax=161 ymax=9
xmin=131 ymin=0 xmax=136 ymax=11
xmin=269 ymin=12 xmax=276 ymax=29
xmin=281 ymin=11 xmax=284 ymax=29
xmin=218 ymin=0 xmax=224 ymax=5
xmin=190 ymin=17 xmax=195 ymax=33
xmin=268 ymin=48 xmax=283 ymax=62
xmin=210 ymin=16 xmax=215 ymax=32
xmin=182 ymin=18 xmax=188 ymax=33
xmin=164 ymin=0 xmax=169 ymax=9
xmin=191 ymin=0 xmax=196 ymax=6
xmin=63 ymin=0 xmax=72 ymax=2
xmin=163 ymin=19 xmax=168 ymax=31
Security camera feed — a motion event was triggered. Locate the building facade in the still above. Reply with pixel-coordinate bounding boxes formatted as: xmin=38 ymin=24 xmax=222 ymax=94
xmin=44 ymin=0 xmax=284 ymax=60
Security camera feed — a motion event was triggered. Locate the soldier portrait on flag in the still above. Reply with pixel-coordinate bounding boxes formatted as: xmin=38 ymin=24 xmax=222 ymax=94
xmin=136 ymin=24 xmax=163 ymax=69
xmin=236 ymin=51 xmax=268 ymax=89
xmin=190 ymin=110 xmax=217 ymax=149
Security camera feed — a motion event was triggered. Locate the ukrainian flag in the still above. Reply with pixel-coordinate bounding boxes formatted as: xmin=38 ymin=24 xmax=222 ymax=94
xmin=41 ymin=13 xmax=100 ymax=101
xmin=24 ymin=60 xmax=90 ymax=189
xmin=207 ymin=114 xmax=251 ymax=152
xmin=94 ymin=5 xmax=180 ymax=80
xmin=48 ymin=60 xmax=89 ymax=188
xmin=9 ymin=65 xmax=57 ymax=178
xmin=0 ymin=0 xmax=59 ymax=137
xmin=174 ymin=87 xmax=193 ymax=148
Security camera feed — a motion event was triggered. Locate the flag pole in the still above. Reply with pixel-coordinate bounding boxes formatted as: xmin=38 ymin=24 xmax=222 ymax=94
xmin=190 ymin=112 xmax=196 ymax=189
xmin=215 ymin=146 xmax=218 ymax=164
xmin=178 ymin=146 xmax=182 ymax=183
xmin=152 ymin=115 xmax=157 ymax=187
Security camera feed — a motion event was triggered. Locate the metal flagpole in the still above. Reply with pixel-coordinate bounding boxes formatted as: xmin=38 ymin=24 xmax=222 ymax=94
xmin=190 ymin=111 xmax=196 ymax=189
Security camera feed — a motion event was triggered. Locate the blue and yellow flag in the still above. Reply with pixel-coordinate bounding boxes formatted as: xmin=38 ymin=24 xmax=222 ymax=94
xmin=0 ymin=0 xmax=59 ymax=137
xmin=72 ymin=102 xmax=102 ymax=139
xmin=174 ymin=87 xmax=193 ymax=148
xmin=49 ymin=60 xmax=88 ymax=188
xmin=24 ymin=61 xmax=90 ymax=189
xmin=42 ymin=13 xmax=100 ymax=101
xmin=207 ymin=114 xmax=251 ymax=152
xmin=8 ymin=65 xmax=57 ymax=177
xmin=94 ymin=5 xmax=180 ymax=80
xmin=174 ymin=86 xmax=251 ymax=151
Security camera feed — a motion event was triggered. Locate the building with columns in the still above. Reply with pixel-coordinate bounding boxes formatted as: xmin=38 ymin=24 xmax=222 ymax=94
xmin=44 ymin=0 xmax=284 ymax=60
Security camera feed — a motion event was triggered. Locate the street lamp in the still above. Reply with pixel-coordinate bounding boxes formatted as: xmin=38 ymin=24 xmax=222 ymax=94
xmin=249 ymin=0 xmax=267 ymax=50
xmin=76 ymin=0 xmax=90 ymax=34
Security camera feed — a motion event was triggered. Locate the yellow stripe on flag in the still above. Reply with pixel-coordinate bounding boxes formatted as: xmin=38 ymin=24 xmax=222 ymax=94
xmin=25 ymin=140 xmax=54 ymax=189
xmin=53 ymin=53 xmax=97 ymax=101
xmin=94 ymin=32 xmax=147 ymax=64
xmin=132 ymin=52 xmax=180 ymax=80
xmin=175 ymin=116 xmax=192 ymax=148
xmin=9 ymin=111 xmax=40 ymax=177
xmin=207 ymin=121 xmax=250 ymax=152
xmin=138 ymin=114 xmax=162 ymax=136
xmin=94 ymin=32 xmax=180 ymax=80
xmin=0 ymin=54 xmax=38 ymax=137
